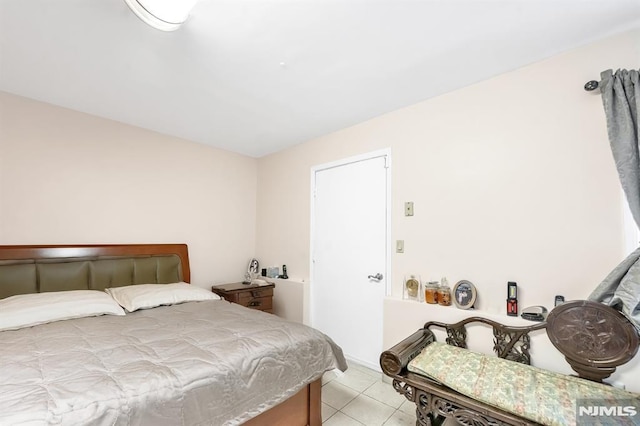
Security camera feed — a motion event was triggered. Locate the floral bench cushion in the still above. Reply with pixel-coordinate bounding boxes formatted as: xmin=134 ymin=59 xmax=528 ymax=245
xmin=407 ymin=342 xmax=638 ymax=426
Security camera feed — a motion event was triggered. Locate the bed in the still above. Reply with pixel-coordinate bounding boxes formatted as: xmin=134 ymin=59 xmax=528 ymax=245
xmin=380 ymin=301 xmax=640 ymax=425
xmin=0 ymin=243 xmax=347 ymax=425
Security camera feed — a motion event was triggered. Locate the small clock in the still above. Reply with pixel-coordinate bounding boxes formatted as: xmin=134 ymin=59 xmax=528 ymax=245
xmin=403 ymin=275 xmax=421 ymax=301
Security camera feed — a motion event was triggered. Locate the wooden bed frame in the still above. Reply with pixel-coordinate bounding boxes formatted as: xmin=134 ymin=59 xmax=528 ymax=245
xmin=0 ymin=243 xmax=321 ymax=426
xmin=380 ymin=301 xmax=640 ymax=425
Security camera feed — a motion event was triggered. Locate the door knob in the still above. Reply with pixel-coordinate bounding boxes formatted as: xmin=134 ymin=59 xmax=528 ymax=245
xmin=368 ymin=273 xmax=383 ymax=281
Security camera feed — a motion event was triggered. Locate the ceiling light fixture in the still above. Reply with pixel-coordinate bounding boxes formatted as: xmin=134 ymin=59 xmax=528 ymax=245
xmin=124 ymin=0 xmax=199 ymax=31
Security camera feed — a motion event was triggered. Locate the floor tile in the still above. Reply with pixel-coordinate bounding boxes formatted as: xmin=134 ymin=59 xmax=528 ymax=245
xmin=364 ymin=380 xmax=406 ymax=408
xmin=348 ymin=362 xmax=383 ymax=379
xmin=383 ymin=410 xmax=416 ymax=426
xmin=322 ymin=381 xmax=360 ymax=410
xmin=334 ymin=367 xmax=379 ymax=392
xmin=398 ymin=399 xmax=416 ymax=416
xmin=341 ymin=394 xmax=396 ymax=426
xmin=322 ymin=402 xmax=338 ymax=422
xmin=381 ymin=375 xmax=394 ymax=385
xmin=323 ymin=369 xmax=340 ymax=385
xmin=324 ymin=360 xmax=418 ymax=426
xmin=323 ymin=411 xmax=365 ymax=426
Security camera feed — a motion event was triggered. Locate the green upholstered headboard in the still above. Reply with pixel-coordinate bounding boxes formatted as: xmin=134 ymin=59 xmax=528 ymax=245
xmin=0 ymin=244 xmax=190 ymax=299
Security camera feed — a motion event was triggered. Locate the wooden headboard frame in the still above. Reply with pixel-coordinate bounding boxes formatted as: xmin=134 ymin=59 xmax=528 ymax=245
xmin=0 ymin=243 xmax=190 ymax=283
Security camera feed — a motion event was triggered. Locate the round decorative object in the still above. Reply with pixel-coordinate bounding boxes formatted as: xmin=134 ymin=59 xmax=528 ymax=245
xmin=583 ymin=80 xmax=599 ymax=91
xmin=546 ymin=300 xmax=639 ymax=381
xmin=405 ymin=277 xmax=420 ymax=299
xmin=452 ymin=280 xmax=477 ymax=309
xmin=380 ymin=352 xmax=402 ymax=376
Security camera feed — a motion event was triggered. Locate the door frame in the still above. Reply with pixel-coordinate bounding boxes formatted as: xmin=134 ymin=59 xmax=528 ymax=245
xmin=309 ymin=148 xmax=393 ymax=331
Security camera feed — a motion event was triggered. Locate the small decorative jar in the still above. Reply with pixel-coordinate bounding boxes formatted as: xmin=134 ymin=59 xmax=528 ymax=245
xmin=424 ymin=281 xmax=439 ymax=304
xmin=438 ymin=278 xmax=452 ymax=306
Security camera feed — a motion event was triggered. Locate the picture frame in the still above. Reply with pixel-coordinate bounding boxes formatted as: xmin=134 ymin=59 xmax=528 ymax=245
xmin=453 ymin=280 xmax=477 ymax=309
xmin=243 ymin=258 xmax=260 ymax=284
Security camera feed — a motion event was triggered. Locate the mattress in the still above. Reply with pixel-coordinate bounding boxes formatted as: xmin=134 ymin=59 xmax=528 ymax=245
xmin=0 ymin=299 xmax=347 ymax=425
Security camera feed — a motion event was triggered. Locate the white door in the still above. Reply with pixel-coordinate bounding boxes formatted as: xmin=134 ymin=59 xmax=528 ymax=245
xmin=311 ymin=151 xmax=390 ymax=370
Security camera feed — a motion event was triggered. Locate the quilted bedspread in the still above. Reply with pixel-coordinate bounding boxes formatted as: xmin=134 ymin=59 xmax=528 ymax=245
xmin=0 ymin=300 xmax=347 ymax=425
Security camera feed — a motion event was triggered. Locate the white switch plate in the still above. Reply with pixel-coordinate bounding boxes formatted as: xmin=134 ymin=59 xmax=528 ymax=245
xmin=396 ymin=240 xmax=404 ymax=253
xmin=405 ymin=202 xmax=414 ymax=216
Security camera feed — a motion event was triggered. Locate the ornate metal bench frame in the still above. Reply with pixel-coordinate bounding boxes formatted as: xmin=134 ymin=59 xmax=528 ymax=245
xmin=380 ymin=301 xmax=640 ymax=426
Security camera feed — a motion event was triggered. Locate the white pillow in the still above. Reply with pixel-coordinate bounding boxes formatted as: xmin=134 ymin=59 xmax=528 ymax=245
xmin=0 ymin=290 xmax=126 ymax=332
xmin=105 ymin=283 xmax=220 ymax=312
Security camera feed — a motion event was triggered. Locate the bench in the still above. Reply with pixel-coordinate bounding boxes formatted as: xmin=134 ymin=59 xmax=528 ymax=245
xmin=380 ymin=300 xmax=640 ymax=425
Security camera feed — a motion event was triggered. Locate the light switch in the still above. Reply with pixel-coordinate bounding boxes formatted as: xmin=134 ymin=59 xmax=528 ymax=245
xmin=396 ymin=240 xmax=404 ymax=253
xmin=405 ymin=202 xmax=414 ymax=216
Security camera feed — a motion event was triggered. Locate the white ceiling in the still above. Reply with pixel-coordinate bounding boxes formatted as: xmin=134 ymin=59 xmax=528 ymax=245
xmin=1 ymin=1 xmax=639 ymax=158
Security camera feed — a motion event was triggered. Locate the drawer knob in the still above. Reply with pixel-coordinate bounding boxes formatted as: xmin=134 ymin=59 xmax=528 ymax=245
xmin=249 ymin=301 xmax=262 ymax=307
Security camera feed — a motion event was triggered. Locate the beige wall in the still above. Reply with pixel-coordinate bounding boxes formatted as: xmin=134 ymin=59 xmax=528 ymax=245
xmin=0 ymin=92 xmax=257 ymax=287
xmin=257 ymin=30 xmax=640 ymax=302
xmin=256 ymin=30 xmax=640 ymax=388
xmin=1 ymin=29 xmax=639 ymax=387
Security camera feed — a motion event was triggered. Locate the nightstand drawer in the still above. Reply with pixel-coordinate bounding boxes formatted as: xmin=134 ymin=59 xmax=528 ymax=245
xmin=239 ymin=296 xmax=273 ymax=311
xmin=211 ymin=282 xmax=275 ymax=313
xmin=237 ymin=288 xmax=274 ymax=303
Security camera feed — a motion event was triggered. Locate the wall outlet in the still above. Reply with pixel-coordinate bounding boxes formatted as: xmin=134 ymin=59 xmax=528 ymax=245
xmin=396 ymin=240 xmax=404 ymax=253
xmin=404 ymin=202 xmax=414 ymax=216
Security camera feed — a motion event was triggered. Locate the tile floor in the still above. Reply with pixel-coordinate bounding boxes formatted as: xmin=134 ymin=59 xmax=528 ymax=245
xmin=321 ymin=362 xmax=417 ymax=425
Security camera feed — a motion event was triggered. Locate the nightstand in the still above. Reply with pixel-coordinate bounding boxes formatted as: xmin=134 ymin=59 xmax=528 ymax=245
xmin=211 ymin=282 xmax=275 ymax=313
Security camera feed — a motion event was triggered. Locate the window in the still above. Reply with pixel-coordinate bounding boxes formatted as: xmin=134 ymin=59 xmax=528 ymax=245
xmin=622 ymin=191 xmax=639 ymax=255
